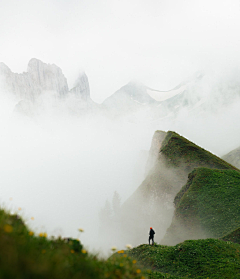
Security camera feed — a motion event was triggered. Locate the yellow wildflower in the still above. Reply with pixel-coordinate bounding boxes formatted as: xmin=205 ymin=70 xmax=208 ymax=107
xmin=71 ymin=249 xmax=75 ymax=253
xmin=78 ymin=228 xmax=84 ymax=232
xmin=117 ymin=250 xmax=124 ymax=254
xmin=29 ymin=231 xmax=34 ymax=236
xmin=31 ymin=217 xmax=34 ymax=220
xmin=136 ymin=269 xmax=141 ymax=274
xmin=4 ymin=224 xmax=13 ymax=233
xmin=132 ymin=260 xmax=137 ymax=264
xmin=81 ymin=249 xmax=87 ymax=254
xmin=123 ymin=254 xmax=127 ymax=258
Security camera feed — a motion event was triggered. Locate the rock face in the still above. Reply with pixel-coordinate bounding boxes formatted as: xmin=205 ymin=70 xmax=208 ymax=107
xmin=0 ymin=58 xmax=96 ymax=115
xmin=69 ymin=72 xmax=90 ymax=101
xmin=145 ymin=130 xmax=167 ymax=175
xmin=0 ymin=58 xmax=69 ymax=101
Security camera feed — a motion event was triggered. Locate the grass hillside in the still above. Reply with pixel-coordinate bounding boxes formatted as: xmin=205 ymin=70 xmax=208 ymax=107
xmin=160 ymin=131 xmax=238 ymax=171
xmin=162 ymin=168 xmax=240 ymax=245
xmin=119 ymin=131 xmax=237 ymax=246
xmin=125 ymin=239 xmax=240 ymax=279
xmin=0 ymin=208 xmax=145 ymax=279
xmin=221 ymin=227 xmax=240 ymax=245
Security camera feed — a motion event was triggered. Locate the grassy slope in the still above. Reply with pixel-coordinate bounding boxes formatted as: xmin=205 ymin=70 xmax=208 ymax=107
xmin=160 ymin=131 xmax=238 ymax=171
xmin=0 ymin=208 xmax=145 ymax=279
xmin=120 ymin=131 xmax=238 ymax=246
xmin=127 ymin=239 xmax=240 ymax=279
xmin=162 ymin=168 xmax=240 ymax=245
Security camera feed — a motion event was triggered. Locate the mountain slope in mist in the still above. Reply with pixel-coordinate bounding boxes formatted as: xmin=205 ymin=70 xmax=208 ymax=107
xmin=222 ymin=146 xmax=240 ymax=169
xmin=162 ymin=168 xmax=240 ymax=245
xmin=102 ymin=69 xmax=240 ymax=121
xmin=117 ymin=131 xmax=237 ymax=247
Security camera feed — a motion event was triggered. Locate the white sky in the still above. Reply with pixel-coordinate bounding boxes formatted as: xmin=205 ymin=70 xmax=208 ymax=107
xmin=1 ymin=0 xmax=240 ymax=102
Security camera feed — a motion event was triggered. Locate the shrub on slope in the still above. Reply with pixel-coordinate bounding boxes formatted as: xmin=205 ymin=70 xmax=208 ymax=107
xmin=0 ymin=208 xmax=144 ymax=279
xmin=162 ymin=168 xmax=240 ymax=245
xmin=127 ymin=239 xmax=240 ymax=279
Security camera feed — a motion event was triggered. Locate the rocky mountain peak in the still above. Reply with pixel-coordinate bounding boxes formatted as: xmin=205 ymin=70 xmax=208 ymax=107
xmin=0 ymin=62 xmax=11 ymax=75
xmin=70 ymin=72 xmax=90 ymax=101
xmin=0 ymin=58 xmax=69 ymax=101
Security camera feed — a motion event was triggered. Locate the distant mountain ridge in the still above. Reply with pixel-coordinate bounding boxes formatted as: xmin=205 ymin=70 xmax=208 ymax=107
xmin=0 ymin=58 xmax=97 ymax=115
xmin=1 ymin=58 xmax=240 ymax=119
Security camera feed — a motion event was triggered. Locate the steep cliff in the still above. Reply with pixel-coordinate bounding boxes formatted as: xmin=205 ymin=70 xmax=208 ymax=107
xmin=0 ymin=58 xmax=97 ymax=115
xmin=0 ymin=58 xmax=68 ymax=101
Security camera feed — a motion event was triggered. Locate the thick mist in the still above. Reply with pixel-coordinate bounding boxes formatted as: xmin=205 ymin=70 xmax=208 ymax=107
xmin=1 ymin=66 xmax=240 ymax=256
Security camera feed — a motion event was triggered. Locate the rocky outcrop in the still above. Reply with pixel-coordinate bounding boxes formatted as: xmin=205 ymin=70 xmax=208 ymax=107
xmin=0 ymin=58 xmax=97 ymax=116
xmin=0 ymin=58 xmax=68 ymax=101
xmin=145 ymin=130 xmax=167 ymax=175
xmin=69 ymin=72 xmax=90 ymax=101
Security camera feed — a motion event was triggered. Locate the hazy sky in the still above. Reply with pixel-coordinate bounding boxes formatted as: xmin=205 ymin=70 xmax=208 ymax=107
xmin=1 ymin=0 xmax=240 ymax=102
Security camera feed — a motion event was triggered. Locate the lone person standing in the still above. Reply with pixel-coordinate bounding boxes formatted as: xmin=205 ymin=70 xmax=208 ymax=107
xmin=149 ymin=227 xmax=155 ymax=245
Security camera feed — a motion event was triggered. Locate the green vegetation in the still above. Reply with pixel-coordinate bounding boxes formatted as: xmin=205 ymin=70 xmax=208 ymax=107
xmin=162 ymin=168 xmax=240 ymax=245
xmin=120 ymin=131 xmax=239 ymax=247
xmin=126 ymin=239 xmax=240 ymax=279
xmin=160 ymin=131 xmax=238 ymax=171
xmin=221 ymin=227 xmax=240 ymax=245
xmin=0 ymin=208 xmax=145 ymax=279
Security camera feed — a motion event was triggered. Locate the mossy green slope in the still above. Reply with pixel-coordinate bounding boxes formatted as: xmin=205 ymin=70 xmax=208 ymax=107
xmin=160 ymin=131 xmax=238 ymax=171
xmin=0 ymin=208 xmax=144 ymax=279
xmin=162 ymin=168 xmax=240 ymax=245
xmin=127 ymin=239 xmax=240 ymax=279
xmin=221 ymin=227 xmax=240 ymax=245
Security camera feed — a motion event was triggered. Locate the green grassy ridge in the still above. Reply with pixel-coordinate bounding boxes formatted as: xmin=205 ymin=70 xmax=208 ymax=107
xmin=0 ymin=208 xmax=145 ymax=279
xmin=162 ymin=168 xmax=240 ymax=245
xmin=221 ymin=227 xmax=240 ymax=244
xmin=119 ymin=131 xmax=238 ymax=247
xmin=160 ymin=131 xmax=238 ymax=171
xmin=126 ymin=239 xmax=240 ymax=279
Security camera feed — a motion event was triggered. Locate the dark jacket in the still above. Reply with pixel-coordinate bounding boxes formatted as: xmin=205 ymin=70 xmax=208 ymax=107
xmin=149 ymin=229 xmax=155 ymax=238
